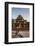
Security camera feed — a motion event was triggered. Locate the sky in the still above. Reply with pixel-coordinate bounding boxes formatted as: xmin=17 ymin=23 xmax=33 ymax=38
xmin=12 ymin=8 xmax=30 ymax=22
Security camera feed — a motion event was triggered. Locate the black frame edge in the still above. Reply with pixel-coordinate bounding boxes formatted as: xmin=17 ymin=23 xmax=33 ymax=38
xmin=5 ymin=2 xmax=34 ymax=5
xmin=33 ymin=3 xmax=34 ymax=42
xmin=5 ymin=2 xmax=8 ymax=44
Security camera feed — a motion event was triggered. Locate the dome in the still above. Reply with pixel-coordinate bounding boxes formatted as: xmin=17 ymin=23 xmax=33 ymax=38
xmin=16 ymin=15 xmax=24 ymax=20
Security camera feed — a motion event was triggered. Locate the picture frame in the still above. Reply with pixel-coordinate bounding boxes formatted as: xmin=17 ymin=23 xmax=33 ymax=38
xmin=5 ymin=2 xmax=34 ymax=44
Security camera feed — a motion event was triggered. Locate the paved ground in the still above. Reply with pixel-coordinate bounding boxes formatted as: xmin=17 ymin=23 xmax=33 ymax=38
xmin=12 ymin=30 xmax=29 ymax=38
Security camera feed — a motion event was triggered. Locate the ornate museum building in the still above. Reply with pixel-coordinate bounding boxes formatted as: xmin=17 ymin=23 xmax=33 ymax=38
xmin=12 ymin=15 xmax=29 ymax=31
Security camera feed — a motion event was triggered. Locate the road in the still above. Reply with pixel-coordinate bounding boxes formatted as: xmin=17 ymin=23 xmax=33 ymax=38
xmin=12 ymin=30 xmax=29 ymax=38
